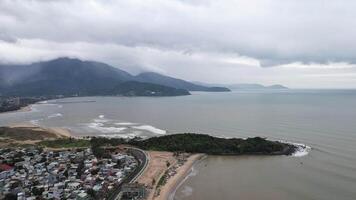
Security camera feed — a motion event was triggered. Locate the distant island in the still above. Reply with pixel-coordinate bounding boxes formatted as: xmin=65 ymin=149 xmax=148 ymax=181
xmin=194 ymin=82 xmax=288 ymax=90
xmin=227 ymin=83 xmax=288 ymax=90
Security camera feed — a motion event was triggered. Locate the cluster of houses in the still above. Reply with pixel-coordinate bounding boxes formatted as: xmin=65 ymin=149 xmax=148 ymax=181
xmin=0 ymin=147 xmax=138 ymax=200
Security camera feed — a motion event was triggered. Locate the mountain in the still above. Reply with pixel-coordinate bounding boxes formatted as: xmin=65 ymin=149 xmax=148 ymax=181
xmin=0 ymin=57 xmax=228 ymax=97
xmin=0 ymin=58 xmax=189 ymax=97
xmin=135 ymin=72 xmax=230 ymax=92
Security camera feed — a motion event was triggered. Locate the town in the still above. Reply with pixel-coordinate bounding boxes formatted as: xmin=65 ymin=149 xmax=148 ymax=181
xmin=0 ymin=96 xmax=50 ymax=113
xmin=0 ymin=147 xmax=146 ymax=200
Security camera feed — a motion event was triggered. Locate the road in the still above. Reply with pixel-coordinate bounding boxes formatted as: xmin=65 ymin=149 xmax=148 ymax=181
xmin=107 ymin=147 xmax=149 ymax=200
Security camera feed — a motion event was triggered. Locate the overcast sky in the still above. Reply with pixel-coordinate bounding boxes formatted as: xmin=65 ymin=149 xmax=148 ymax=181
xmin=1 ymin=0 xmax=356 ymax=88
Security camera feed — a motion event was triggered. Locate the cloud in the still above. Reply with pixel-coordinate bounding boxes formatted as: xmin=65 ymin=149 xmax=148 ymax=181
xmin=1 ymin=0 xmax=356 ymax=88
xmin=0 ymin=32 xmax=17 ymax=43
xmin=2 ymin=0 xmax=356 ymax=64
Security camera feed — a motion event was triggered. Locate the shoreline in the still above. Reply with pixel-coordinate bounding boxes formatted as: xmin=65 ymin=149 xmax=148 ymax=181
xmin=154 ymin=154 xmax=205 ymax=200
xmin=0 ymin=104 xmax=33 ymax=114
xmin=8 ymin=123 xmax=72 ymax=138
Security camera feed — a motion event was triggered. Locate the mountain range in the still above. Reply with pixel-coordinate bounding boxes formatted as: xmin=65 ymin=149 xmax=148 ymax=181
xmin=0 ymin=58 xmax=230 ymax=97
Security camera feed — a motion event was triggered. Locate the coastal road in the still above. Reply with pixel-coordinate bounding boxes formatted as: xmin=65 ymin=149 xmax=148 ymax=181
xmin=129 ymin=147 xmax=150 ymax=183
xmin=108 ymin=147 xmax=149 ymax=200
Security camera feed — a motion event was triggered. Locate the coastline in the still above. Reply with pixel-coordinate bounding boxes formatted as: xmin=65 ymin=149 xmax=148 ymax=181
xmin=154 ymin=154 xmax=205 ymax=200
xmin=8 ymin=123 xmax=72 ymax=138
xmin=0 ymin=104 xmax=33 ymax=114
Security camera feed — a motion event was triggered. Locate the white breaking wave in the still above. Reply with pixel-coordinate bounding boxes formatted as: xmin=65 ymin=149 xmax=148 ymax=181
xmin=291 ymin=142 xmax=311 ymax=157
xmin=87 ymin=122 xmax=127 ymax=133
xmin=29 ymin=119 xmax=42 ymax=125
xmin=115 ymin=122 xmax=138 ymax=126
xmin=93 ymin=115 xmax=109 ymax=123
xmin=98 ymin=133 xmax=138 ymax=139
xmin=132 ymin=125 xmax=167 ymax=135
xmin=93 ymin=118 xmax=108 ymax=123
xmin=279 ymin=140 xmax=311 ymax=157
xmin=48 ymin=113 xmax=63 ymax=119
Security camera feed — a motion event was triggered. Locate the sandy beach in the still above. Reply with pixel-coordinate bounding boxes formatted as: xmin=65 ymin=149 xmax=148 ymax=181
xmin=0 ymin=104 xmax=33 ymax=114
xmin=137 ymin=151 xmax=204 ymax=200
xmin=137 ymin=151 xmax=177 ymax=200
xmin=8 ymin=123 xmax=72 ymax=138
xmin=155 ymin=154 xmax=204 ymax=200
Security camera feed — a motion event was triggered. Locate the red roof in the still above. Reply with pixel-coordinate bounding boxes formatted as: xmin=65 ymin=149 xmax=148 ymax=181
xmin=0 ymin=164 xmax=13 ymax=171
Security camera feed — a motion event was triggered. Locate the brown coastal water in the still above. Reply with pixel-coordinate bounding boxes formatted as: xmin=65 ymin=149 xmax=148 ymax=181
xmin=1 ymin=90 xmax=356 ymax=199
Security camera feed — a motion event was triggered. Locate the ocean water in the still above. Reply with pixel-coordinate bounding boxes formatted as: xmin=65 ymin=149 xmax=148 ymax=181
xmin=1 ymin=89 xmax=356 ymax=199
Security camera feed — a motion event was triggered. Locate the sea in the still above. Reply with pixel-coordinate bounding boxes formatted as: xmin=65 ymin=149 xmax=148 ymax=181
xmin=1 ymin=89 xmax=356 ymax=200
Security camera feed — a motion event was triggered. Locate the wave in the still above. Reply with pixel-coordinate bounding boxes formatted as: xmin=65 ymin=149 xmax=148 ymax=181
xmin=279 ymin=140 xmax=311 ymax=157
xmin=47 ymin=113 xmax=63 ymax=119
xmin=115 ymin=122 xmax=138 ymax=126
xmin=291 ymin=142 xmax=312 ymax=157
xmin=87 ymin=122 xmax=127 ymax=133
xmin=93 ymin=115 xmax=109 ymax=123
xmin=29 ymin=118 xmax=43 ymax=125
xmin=98 ymin=133 xmax=138 ymax=139
xmin=132 ymin=125 xmax=167 ymax=135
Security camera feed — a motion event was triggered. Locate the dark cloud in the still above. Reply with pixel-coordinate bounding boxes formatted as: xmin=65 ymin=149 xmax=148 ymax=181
xmin=1 ymin=0 xmax=356 ymax=88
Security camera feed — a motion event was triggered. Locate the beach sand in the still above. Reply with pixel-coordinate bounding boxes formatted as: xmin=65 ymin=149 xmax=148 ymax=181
xmin=8 ymin=122 xmax=72 ymax=138
xmin=155 ymin=154 xmax=204 ymax=200
xmin=138 ymin=151 xmax=177 ymax=200
xmin=0 ymin=123 xmax=72 ymax=147
xmin=138 ymin=151 xmax=204 ymax=200
xmin=0 ymin=104 xmax=33 ymax=114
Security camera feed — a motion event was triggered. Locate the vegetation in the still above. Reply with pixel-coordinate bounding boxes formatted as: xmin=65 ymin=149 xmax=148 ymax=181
xmin=38 ymin=138 xmax=90 ymax=148
xmin=131 ymin=133 xmax=296 ymax=155
xmin=32 ymin=133 xmax=296 ymax=156
xmin=88 ymin=134 xmax=295 ymax=155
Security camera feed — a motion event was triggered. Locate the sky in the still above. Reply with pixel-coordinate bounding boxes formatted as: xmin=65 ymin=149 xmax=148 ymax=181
xmin=1 ymin=0 xmax=356 ymax=88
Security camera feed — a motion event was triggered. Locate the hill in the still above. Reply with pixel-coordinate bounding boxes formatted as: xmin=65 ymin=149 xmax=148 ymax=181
xmin=39 ymin=133 xmax=297 ymax=155
xmin=130 ymin=133 xmax=296 ymax=155
xmin=0 ymin=58 xmax=229 ymax=97
xmin=135 ymin=72 xmax=230 ymax=92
